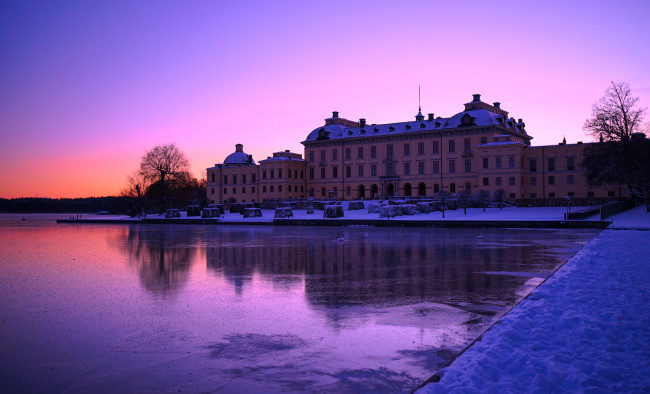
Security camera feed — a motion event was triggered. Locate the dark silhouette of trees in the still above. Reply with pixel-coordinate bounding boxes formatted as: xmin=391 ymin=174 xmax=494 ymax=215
xmin=456 ymin=189 xmax=472 ymax=215
xmin=493 ymin=189 xmax=506 ymax=210
xmin=583 ymin=82 xmax=649 ymax=210
xmin=475 ymin=190 xmax=490 ymax=212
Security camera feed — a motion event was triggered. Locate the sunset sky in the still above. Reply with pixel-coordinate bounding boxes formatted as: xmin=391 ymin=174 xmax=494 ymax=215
xmin=1 ymin=0 xmax=649 ymax=198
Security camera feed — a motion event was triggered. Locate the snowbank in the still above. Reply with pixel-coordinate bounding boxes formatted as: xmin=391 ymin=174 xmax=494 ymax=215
xmin=418 ymin=229 xmax=650 ymax=393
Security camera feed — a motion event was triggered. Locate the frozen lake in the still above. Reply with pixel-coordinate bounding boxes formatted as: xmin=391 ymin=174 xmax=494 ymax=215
xmin=0 ymin=214 xmax=599 ymax=392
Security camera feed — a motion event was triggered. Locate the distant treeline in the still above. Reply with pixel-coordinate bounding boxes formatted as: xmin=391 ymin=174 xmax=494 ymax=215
xmin=0 ymin=197 xmax=126 ymax=213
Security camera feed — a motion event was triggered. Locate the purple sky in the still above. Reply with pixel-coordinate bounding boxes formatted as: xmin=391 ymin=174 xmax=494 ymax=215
xmin=1 ymin=0 xmax=649 ymax=198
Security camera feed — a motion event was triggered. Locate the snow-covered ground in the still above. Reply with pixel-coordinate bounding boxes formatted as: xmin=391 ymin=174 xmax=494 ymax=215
xmin=418 ymin=224 xmax=650 ymax=392
xmin=81 ymin=205 xmax=650 ymax=225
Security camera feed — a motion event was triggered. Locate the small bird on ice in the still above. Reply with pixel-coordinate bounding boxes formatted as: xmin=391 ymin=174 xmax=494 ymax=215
xmin=476 ymin=233 xmax=484 ymax=239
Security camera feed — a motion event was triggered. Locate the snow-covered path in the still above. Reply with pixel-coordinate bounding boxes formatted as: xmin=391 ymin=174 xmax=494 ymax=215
xmin=418 ymin=229 xmax=650 ymax=393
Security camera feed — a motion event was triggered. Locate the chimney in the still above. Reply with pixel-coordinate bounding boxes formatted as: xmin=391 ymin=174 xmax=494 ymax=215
xmin=518 ymin=118 xmax=522 ymax=123
xmin=285 ymin=149 xmax=290 ymax=153
xmin=359 ymin=118 xmax=366 ymax=128
xmin=235 ymin=143 xmax=243 ymax=152
xmin=472 ymin=94 xmax=481 ymax=102
xmin=332 ymin=111 xmax=339 ymax=118
xmin=493 ymin=102 xmax=501 ymax=109
xmin=428 ymin=113 xmax=434 ymax=121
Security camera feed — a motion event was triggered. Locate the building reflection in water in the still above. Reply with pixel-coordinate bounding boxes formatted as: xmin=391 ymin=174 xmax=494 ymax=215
xmin=120 ymin=226 xmax=198 ymax=292
xmin=205 ymin=226 xmax=579 ymax=312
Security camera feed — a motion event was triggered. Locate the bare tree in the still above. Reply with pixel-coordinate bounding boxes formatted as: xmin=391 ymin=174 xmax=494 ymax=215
xmin=493 ymin=188 xmax=506 ymax=210
xmin=456 ymin=189 xmax=472 ymax=215
xmin=475 ymin=190 xmax=490 ymax=212
xmin=140 ymin=143 xmax=191 ymax=186
xmin=583 ymin=83 xmax=650 ymax=210
xmin=584 ymin=81 xmax=646 ymax=142
xmin=139 ymin=144 xmax=191 ymax=210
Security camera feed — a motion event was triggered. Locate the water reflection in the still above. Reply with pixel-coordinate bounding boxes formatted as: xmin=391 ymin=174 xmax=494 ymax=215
xmin=120 ymin=226 xmax=197 ymax=292
xmin=204 ymin=227 xmax=569 ymax=312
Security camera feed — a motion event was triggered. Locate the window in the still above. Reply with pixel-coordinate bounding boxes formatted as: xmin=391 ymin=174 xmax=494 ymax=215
xmin=321 ymin=188 xmax=325 ymax=197
xmin=483 ymin=177 xmax=489 ymax=186
xmin=465 ymin=183 xmax=471 ymax=192
xmin=288 ymin=170 xmax=292 ymax=179
xmin=320 ymin=150 xmax=325 ymax=161
xmin=531 ymin=193 xmax=537 ymax=199
xmin=418 ymin=142 xmax=425 ymax=155
xmin=404 ymin=143 xmax=410 ymax=156
xmin=464 ymin=159 xmax=471 ymax=172
xmin=433 ymin=160 xmax=440 ymax=174
xmin=529 ymin=158 xmax=537 ymax=172
xmin=309 ymin=151 xmax=314 ymax=162
xmin=242 ymin=174 xmax=247 ymax=184
xmin=480 ymin=137 xmax=487 ymax=145
xmin=358 ymin=165 xmax=364 ymax=177
xmin=278 ymin=185 xmax=282 ymax=192
xmin=495 ymin=157 xmax=502 ymax=168
xmin=233 ymin=175 xmax=237 ymax=184
xmin=270 ymin=170 xmax=274 ymax=179
xmin=242 ymin=187 xmax=246 ymax=193
xmin=548 ymin=158 xmax=555 ymax=171
xmin=333 ymin=167 xmax=338 ymax=178
xmin=483 ymin=158 xmax=488 ymax=169
xmin=358 ymin=147 xmax=364 ymax=159
xmin=346 ymin=187 xmax=351 ymax=196
xmin=548 ymin=176 xmax=555 ymax=185
xmin=345 ymin=148 xmax=351 ymax=160
xmin=320 ymin=168 xmax=326 ymax=178
xmin=567 ymin=157 xmax=575 ymax=171
xmin=262 ymin=186 xmax=266 ymax=192
xmin=509 ymin=176 xmax=515 ymax=186
xmin=224 ymin=188 xmax=227 ymax=194
xmin=346 ymin=166 xmax=351 ymax=177
xmin=450 ymin=183 xmax=456 ymax=193
xmin=432 ymin=141 xmax=440 ymax=154
xmin=371 ymin=164 xmax=377 ymax=176
xmin=448 ymin=140 xmax=455 ymax=153
xmin=509 ymin=193 xmax=516 ymax=199
xmin=496 ymin=177 xmax=502 ymax=186
xmin=608 ymin=191 xmax=615 ymax=197
xmin=224 ymin=175 xmax=228 ymax=184
xmin=404 ymin=162 xmax=410 ymax=175
xmin=211 ymin=173 xmax=215 ymax=182
xmin=588 ymin=191 xmax=594 ymax=197
xmin=301 ymin=171 xmax=304 ymax=179
xmin=464 ymin=138 xmax=471 ymax=152
xmin=278 ymin=170 xmax=283 ymax=178
xmin=568 ymin=192 xmax=574 ymax=197
xmin=549 ymin=192 xmax=555 ymax=198
xmin=270 ymin=186 xmax=274 ymax=192
xmin=530 ymin=176 xmax=536 ymax=186
xmin=332 ymin=149 xmax=338 ymax=161
xmin=252 ymin=174 xmax=256 ymax=183
xmin=309 ymin=168 xmax=314 ymax=179
xmin=262 ymin=171 xmax=266 ymax=179
xmin=418 ymin=162 xmax=425 ymax=175
xmin=449 ymin=160 xmax=456 ymax=173
xmin=434 ymin=183 xmax=440 ymax=193
xmin=211 ymin=188 xmax=214 ymax=194
xmin=387 ymin=144 xmax=393 ymax=158
xmin=232 ymin=187 xmax=236 ymax=194
xmin=252 ymin=187 xmax=255 ymax=193
xmin=567 ymin=175 xmax=574 ymax=185
xmin=370 ymin=146 xmax=377 ymax=158
xmin=508 ymin=156 xmax=515 ymax=168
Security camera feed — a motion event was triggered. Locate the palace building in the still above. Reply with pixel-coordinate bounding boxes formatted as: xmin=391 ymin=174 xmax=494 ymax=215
xmin=207 ymin=94 xmax=621 ymax=206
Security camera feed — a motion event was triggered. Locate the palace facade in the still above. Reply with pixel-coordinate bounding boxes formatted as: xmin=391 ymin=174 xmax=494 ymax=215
xmin=207 ymin=94 xmax=622 ymax=206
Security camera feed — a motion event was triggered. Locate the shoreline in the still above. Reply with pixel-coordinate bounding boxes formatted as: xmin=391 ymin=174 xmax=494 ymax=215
xmin=56 ymin=216 xmax=611 ymax=229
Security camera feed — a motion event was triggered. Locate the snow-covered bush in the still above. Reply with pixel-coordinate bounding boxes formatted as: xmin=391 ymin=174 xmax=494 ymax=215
xmin=323 ymin=205 xmax=344 ymax=218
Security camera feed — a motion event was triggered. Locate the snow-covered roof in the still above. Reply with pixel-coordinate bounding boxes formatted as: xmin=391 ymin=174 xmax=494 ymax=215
xmin=303 ymin=101 xmax=530 ymax=143
xmin=223 ymin=144 xmax=255 ymax=166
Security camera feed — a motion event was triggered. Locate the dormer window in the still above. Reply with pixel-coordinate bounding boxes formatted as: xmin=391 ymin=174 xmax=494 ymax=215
xmin=420 ymin=123 xmax=426 ymax=128
xmin=389 ymin=126 xmax=395 ymax=131
xmin=435 ymin=121 xmax=441 ymax=127
xmin=405 ymin=125 xmax=411 ymax=130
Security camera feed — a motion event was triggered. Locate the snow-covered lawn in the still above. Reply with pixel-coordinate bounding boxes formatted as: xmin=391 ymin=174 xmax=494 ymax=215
xmin=417 ymin=228 xmax=650 ymax=393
